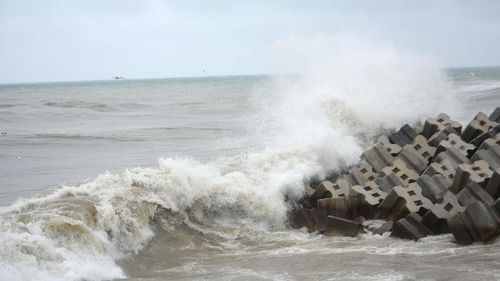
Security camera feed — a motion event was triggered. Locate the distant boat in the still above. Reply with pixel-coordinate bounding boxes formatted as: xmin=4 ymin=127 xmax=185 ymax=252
xmin=112 ymin=76 xmax=126 ymax=80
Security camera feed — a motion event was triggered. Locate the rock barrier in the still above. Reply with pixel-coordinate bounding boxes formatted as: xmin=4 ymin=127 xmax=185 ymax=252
xmin=291 ymin=107 xmax=500 ymax=245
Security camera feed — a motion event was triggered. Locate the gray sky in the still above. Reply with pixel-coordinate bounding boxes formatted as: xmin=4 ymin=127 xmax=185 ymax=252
xmin=1 ymin=0 xmax=499 ymax=83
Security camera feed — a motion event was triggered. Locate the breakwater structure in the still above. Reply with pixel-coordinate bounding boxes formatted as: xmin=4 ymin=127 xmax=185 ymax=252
xmin=291 ymin=107 xmax=500 ymax=245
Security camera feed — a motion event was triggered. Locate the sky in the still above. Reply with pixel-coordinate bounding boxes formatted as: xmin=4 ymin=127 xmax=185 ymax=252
xmin=0 ymin=0 xmax=499 ymax=84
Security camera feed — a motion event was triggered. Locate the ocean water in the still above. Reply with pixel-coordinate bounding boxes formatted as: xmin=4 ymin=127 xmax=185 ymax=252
xmin=0 ymin=64 xmax=499 ymax=280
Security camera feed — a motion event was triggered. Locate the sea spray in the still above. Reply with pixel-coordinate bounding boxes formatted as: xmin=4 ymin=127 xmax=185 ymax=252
xmin=0 ymin=35 xmax=462 ymax=280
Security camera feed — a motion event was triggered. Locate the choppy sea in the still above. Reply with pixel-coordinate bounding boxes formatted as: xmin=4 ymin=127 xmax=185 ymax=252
xmin=1 ymin=64 xmax=500 ymax=280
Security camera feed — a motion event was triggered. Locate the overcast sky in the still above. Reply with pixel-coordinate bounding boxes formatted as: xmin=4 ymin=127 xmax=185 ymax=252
xmin=1 ymin=0 xmax=499 ymax=83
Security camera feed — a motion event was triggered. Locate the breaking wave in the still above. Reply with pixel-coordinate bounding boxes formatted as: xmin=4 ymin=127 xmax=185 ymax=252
xmin=0 ymin=35 xmax=461 ymax=280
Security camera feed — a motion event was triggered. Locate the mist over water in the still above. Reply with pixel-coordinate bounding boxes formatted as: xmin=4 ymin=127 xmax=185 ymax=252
xmin=0 ymin=38 xmax=499 ymax=280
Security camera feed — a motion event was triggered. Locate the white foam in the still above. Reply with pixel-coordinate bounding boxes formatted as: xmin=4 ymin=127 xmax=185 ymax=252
xmin=0 ymin=34 xmax=461 ymax=280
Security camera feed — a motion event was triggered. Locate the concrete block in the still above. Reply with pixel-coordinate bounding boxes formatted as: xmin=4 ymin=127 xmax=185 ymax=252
xmin=436 ymin=134 xmax=476 ymax=158
xmin=422 ymin=191 xmax=465 ymax=234
xmin=476 ymin=134 xmax=500 ymax=151
xmin=378 ymin=185 xmax=433 ymax=221
xmin=448 ymin=213 xmax=473 ymax=245
xmin=451 ymin=160 xmax=493 ymax=193
xmin=422 ymin=113 xmax=462 ymax=139
xmin=310 ymin=180 xmax=334 ymax=206
xmin=343 ymin=162 xmax=378 ymax=187
xmin=470 ymin=125 xmax=500 ymax=148
xmin=434 ymin=146 xmax=471 ymax=169
xmin=462 ymin=112 xmax=499 ymax=142
xmin=381 ymin=159 xmax=419 ymax=186
xmin=448 ymin=201 xmax=500 ymax=245
xmin=428 ymin=125 xmax=460 ymax=147
xmin=422 ymin=159 xmax=456 ymax=183
xmin=486 ymin=168 xmax=500 ymax=200
xmin=291 ymin=208 xmax=319 ymax=232
xmin=317 ymin=197 xmax=360 ymax=221
xmin=403 ymin=135 xmax=436 ymax=164
xmin=392 ymin=213 xmax=432 ymax=241
xmin=389 ymin=124 xmax=418 ymax=147
xmin=375 ymin=174 xmax=404 ymax=193
xmin=457 ymin=182 xmax=495 ymax=206
xmin=495 ymin=197 xmax=500 ymax=214
xmin=376 ymin=135 xmax=402 ymax=156
xmin=361 ymin=143 xmax=394 ymax=173
xmin=472 ymin=144 xmax=500 ymax=171
xmin=351 ymin=181 xmax=387 ymax=219
xmin=415 ymin=174 xmax=450 ymax=203
xmin=489 ymin=107 xmax=500 ymax=123
xmin=397 ymin=149 xmax=428 ymax=174
xmin=324 ymin=215 xmax=363 ymax=237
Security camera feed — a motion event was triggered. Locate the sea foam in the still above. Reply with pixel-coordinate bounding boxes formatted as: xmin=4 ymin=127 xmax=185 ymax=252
xmin=0 ymin=35 xmax=461 ymax=280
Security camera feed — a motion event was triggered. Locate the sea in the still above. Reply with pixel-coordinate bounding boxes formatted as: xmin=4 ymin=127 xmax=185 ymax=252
xmin=1 ymin=65 xmax=500 ymax=280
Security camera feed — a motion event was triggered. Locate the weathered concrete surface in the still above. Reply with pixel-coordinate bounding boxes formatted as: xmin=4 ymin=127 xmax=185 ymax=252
xmin=428 ymin=126 xmax=460 ymax=147
xmin=422 ymin=113 xmax=461 ymax=139
xmin=376 ymin=135 xmax=402 ymax=156
xmin=434 ymin=147 xmax=471 ymax=169
xmin=472 ymin=142 xmax=500 ymax=170
xmin=375 ymin=174 xmax=404 ymax=193
xmin=392 ymin=213 xmax=432 ymax=241
xmin=389 ymin=124 xmax=418 ymax=147
xmin=436 ymin=134 xmax=475 ymax=158
xmin=490 ymin=107 xmax=500 ymax=123
xmin=351 ymin=181 xmax=387 ymax=219
xmin=415 ymin=174 xmax=450 ymax=203
xmin=462 ymin=112 xmax=499 ymax=142
xmin=378 ymin=185 xmax=433 ymax=221
xmin=317 ymin=197 xmax=360 ymax=221
xmin=291 ymin=208 xmax=319 ymax=232
xmin=324 ymin=215 xmax=363 ymax=237
xmin=291 ymin=109 xmax=500 ymax=246
xmin=449 ymin=201 xmax=500 ymax=245
xmin=450 ymin=160 xmax=493 ymax=194
xmin=422 ymin=159 xmax=456 ymax=183
xmin=362 ymin=143 xmax=394 ymax=173
xmin=343 ymin=162 xmax=378 ymax=187
xmin=403 ymin=135 xmax=436 ymax=164
xmin=486 ymin=168 xmax=500 ymax=200
xmin=457 ymin=182 xmax=495 ymax=206
xmin=381 ymin=159 xmax=419 ymax=186
xmin=397 ymin=149 xmax=428 ymax=174
xmin=422 ymin=191 xmax=465 ymax=234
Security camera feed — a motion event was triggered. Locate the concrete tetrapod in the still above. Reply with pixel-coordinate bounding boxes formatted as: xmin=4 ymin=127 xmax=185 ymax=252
xmin=472 ymin=143 xmax=500 ymax=171
xmin=351 ymin=181 xmax=387 ymax=219
xmin=450 ymin=160 xmax=493 ymax=194
xmin=362 ymin=143 xmax=394 ymax=173
xmin=462 ymin=112 xmax=499 ymax=142
xmin=324 ymin=215 xmax=363 ymax=237
xmin=389 ymin=124 xmax=418 ymax=147
xmin=448 ymin=201 xmax=500 ymax=245
xmin=422 ymin=191 xmax=465 ymax=234
xmin=378 ymin=184 xmax=433 ymax=221
xmin=392 ymin=213 xmax=433 ymax=241
xmin=381 ymin=159 xmax=419 ymax=187
xmin=415 ymin=174 xmax=450 ymax=203
xmin=434 ymin=147 xmax=471 ymax=169
xmin=422 ymin=159 xmax=456 ymax=183
xmin=436 ymin=134 xmax=476 ymax=158
xmin=403 ymin=135 xmax=436 ymax=164
xmin=422 ymin=113 xmax=462 ymax=139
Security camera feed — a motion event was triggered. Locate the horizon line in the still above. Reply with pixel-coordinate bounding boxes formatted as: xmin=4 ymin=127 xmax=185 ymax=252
xmin=1 ymin=65 xmax=499 ymax=86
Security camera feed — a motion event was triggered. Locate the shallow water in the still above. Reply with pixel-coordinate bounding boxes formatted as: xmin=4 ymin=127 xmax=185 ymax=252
xmin=0 ymin=65 xmax=499 ymax=281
